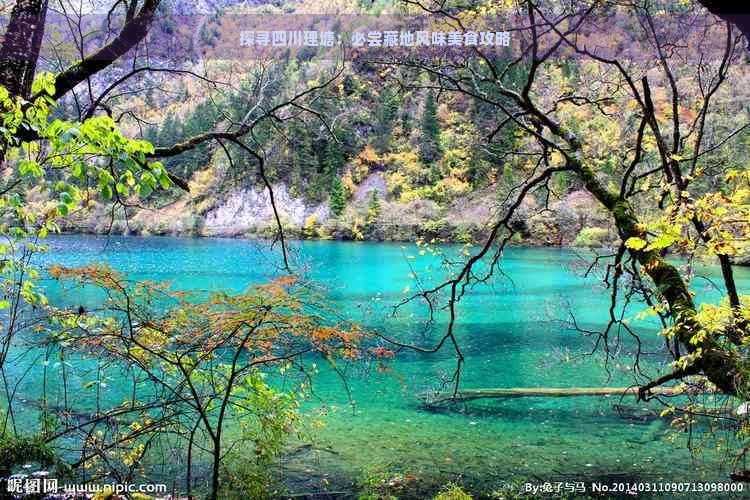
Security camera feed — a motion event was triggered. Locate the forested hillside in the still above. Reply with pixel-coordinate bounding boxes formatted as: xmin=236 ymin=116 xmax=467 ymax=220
xmin=47 ymin=0 xmax=635 ymax=248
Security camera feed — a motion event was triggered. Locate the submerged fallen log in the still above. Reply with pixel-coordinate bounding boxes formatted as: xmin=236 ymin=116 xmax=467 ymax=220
xmin=418 ymin=386 xmax=701 ymax=407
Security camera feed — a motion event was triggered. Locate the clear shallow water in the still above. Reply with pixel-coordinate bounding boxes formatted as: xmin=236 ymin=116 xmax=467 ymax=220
xmin=11 ymin=236 xmax=750 ymax=497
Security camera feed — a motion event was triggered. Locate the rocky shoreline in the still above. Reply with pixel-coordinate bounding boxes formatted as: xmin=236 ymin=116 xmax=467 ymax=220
xmin=52 ymin=174 xmax=750 ymax=266
xmin=59 ymin=174 xmax=622 ymax=247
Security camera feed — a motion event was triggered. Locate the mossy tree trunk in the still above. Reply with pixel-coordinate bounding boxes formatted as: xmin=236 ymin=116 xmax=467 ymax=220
xmin=572 ymin=155 xmax=739 ymax=395
xmin=0 ymin=0 xmax=49 ymax=99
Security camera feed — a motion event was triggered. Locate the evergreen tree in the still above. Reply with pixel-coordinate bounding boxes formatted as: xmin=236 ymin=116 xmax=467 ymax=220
xmin=366 ymin=189 xmax=381 ymax=226
xmin=476 ymin=48 xmax=526 ymax=187
xmin=419 ymin=90 xmax=441 ymax=165
xmin=324 ymin=139 xmax=346 ymax=183
xmin=401 ymin=106 xmax=412 ymax=139
xmin=158 ymin=113 xmax=182 ymax=177
xmin=502 ymin=163 xmax=514 ymax=186
xmin=159 ymin=113 xmax=180 ymax=147
xmin=289 ymin=119 xmax=317 ymax=181
xmin=144 ymin=125 xmax=159 ymax=146
xmin=372 ymin=87 xmax=399 ymax=153
xmin=178 ymin=101 xmax=219 ymax=177
xmin=329 ymin=177 xmax=346 ymax=216
xmin=466 ymin=146 xmax=490 ymax=185
xmin=429 ymin=162 xmax=443 ymax=185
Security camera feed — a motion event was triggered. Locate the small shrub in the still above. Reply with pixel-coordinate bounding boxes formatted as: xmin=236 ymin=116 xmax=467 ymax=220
xmin=0 ymin=435 xmax=66 ymax=478
xmin=421 ymin=218 xmax=448 ymax=235
xmin=574 ymin=226 xmax=610 ymax=248
xmin=434 ymin=483 xmax=472 ymax=500
xmin=430 ymin=176 xmax=471 ymax=203
xmin=303 ymin=214 xmax=319 ymax=238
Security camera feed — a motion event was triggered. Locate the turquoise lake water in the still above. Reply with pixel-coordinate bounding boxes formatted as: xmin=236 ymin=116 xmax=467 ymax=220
xmin=10 ymin=235 xmax=750 ymax=497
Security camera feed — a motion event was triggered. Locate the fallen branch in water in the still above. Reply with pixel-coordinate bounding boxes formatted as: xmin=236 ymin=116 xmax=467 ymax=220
xmin=418 ymin=386 xmax=709 ymax=406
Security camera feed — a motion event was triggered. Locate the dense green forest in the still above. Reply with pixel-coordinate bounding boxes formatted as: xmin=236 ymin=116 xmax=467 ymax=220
xmin=47 ymin=0 xmax=625 ymax=248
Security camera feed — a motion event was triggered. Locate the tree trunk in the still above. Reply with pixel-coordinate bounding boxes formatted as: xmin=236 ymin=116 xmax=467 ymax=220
xmin=210 ymin=436 xmax=221 ymax=500
xmin=0 ymin=0 xmax=49 ymax=99
xmin=574 ymin=157 xmax=739 ymax=395
xmin=420 ymin=386 xmax=703 ymax=406
xmin=186 ymin=419 xmax=200 ymax=499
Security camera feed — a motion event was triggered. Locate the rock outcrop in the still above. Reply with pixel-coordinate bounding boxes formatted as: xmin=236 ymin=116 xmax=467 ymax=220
xmin=201 ymin=184 xmax=329 ymax=236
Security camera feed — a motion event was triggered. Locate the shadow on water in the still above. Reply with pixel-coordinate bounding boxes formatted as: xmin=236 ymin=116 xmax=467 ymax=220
xmin=417 ymin=399 xmax=670 ymax=425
